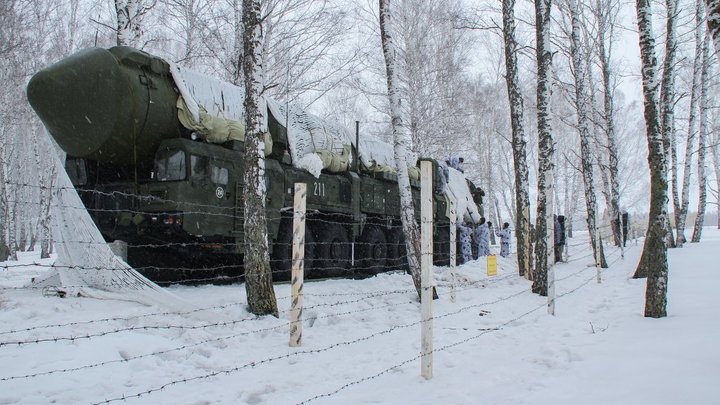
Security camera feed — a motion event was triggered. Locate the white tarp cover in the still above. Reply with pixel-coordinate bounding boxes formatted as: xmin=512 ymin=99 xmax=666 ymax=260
xmin=266 ymin=98 xmax=353 ymax=176
xmin=169 ymin=63 xmax=409 ymax=178
xmin=170 ymin=64 xmax=245 ymax=123
xmin=168 ymin=63 xmax=478 ymax=207
xmin=444 ymin=165 xmax=482 ymax=224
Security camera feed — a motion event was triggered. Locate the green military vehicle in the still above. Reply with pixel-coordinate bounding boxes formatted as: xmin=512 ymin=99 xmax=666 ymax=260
xmin=27 ymin=46 xmax=482 ymax=284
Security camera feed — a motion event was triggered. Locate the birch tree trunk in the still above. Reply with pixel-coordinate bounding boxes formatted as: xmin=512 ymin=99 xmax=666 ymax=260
xmin=379 ymin=0 xmax=424 ymax=299
xmin=658 ymin=0 xmax=678 ymax=250
xmin=115 ymin=0 xmax=149 ymax=48
xmin=595 ymin=0 xmax=622 ymax=247
xmin=633 ymin=0 xmax=669 ymax=318
xmin=568 ymin=0 xmax=606 ymax=269
xmin=0 ymin=127 xmax=10 ymax=262
xmin=599 ymin=42 xmax=622 ymax=247
xmin=691 ymin=32 xmax=712 ymax=242
xmin=704 ymin=0 xmax=720 ymax=59
xmin=531 ymin=0 xmax=554 ymax=295
xmin=242 ymin=0 xmax=279 ymax=317
xmin=677 ymin=0 xmax=704 ymax=246
xmin=31 ymin=124 xmax=55 ymax=258
xmin=0 ymin=125 xmax=18 ymax=262
xmin=710 ymin=126 xmax=720 ymax=230
xmin=502 ymin=0 xmax=532 ymax=278
xmin=232 ymin=0 xmax=243 ymax=85
xmin=669 ymin=119 xmax=679 ymax=248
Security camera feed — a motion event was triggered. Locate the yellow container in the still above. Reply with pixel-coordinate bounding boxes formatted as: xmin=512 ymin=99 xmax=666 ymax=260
xmin=487 ymin=255 xmax=497 ymax=276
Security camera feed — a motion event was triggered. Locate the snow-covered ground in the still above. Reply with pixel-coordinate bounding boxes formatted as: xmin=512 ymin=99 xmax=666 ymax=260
xmin=1 ymin=228 xmax=718 ymax=404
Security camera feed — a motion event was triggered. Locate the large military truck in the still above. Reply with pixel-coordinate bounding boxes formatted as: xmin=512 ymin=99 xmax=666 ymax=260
xmin=27 ymin=46 xmax=483 ymax=284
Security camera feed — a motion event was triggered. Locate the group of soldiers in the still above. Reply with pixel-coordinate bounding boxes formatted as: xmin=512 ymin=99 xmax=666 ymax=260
xmin=443 ymin=155 xmax=512 ymax=263
xmin=454 ymin=210 xmax=632 ymax=266
xmin=457 ymin=219 xmax=512 ymax=264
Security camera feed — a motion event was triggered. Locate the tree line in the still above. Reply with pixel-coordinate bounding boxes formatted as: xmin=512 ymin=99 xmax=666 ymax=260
xmin=1 ymin=0 xmax=719 ymax=318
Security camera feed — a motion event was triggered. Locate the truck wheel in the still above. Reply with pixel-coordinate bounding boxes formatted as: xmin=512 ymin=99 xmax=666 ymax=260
xmin=314 ymin=223 xmax=352 ymax=276
xmin=433 ymin=224 xmax=450 ymax=266
xmin=386 ymin=227 xmax=408 ymax=272
xmin=358 ymin=225 xmax=387 ymax=275
xmin=271 ymin=220 xmax=316 ymax=281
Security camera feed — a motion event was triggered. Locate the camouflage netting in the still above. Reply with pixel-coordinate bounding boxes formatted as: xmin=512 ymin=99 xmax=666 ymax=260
xmin=31 ymin=152 xmax=185 ymax=306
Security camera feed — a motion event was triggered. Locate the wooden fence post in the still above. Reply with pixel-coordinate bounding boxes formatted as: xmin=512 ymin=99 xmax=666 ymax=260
xmin=595 ymin=202 xmax=602 ymax=284
xmin=420 ymin=161 xmax=433 ymax=379
xmin=547 ymin=170 xmax=556 ymax=316
xmin=524 ymin=206 xmax=532 ymax=280
xmin=289 ymin=183 xmax=306 ymax=347
xmin=448 ymin=196 xmax=457 ymax=303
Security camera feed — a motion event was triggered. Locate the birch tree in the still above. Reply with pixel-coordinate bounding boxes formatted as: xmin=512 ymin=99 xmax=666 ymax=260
xmin=114 ymin=0 xmax=153 ymax=47
xmin=502 ymin=0 xmax=532 ymax=278
xmin=532 ymin=0 xmax=555 ymax=296
xmin=660 ymin=0 xmax=679 ymax=248
xmin=711 ymin=115 xmax=720 ymax=229
xmin=704 ymin=0 xmax=720 ymax=58
xmin=0 ymin=0 xmax=31 ymax=261
xmin=675 ymin=0 xmax=703 ymax=246
xmin=379 ymin=0 xmax=424 ymax=299
xmin=633 ymin=0 xmax=669 ymax=318
xmin=594 ymin=0 xmax=622 ymax=246
xmin=31 ymin=124 xmax=57 ymax=259
xmin=691 ymin=32 xmax=712 ymax=242
xmin=572 ymin=0 xmax=607 ymax=269
xmin=242 ymin=0 xmax=279 ymax=316
xmin=0 ymin=126 xmax=15 ymax=262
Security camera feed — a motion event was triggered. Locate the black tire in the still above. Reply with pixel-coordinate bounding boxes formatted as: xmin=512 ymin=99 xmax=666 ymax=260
xmin=271 ymin=219 xmax=316 ymax=281
xmin=313 ymin=222 xmax=352 ymax=277
xmin=433 ymin=223 xmax=450 ymax=266
xmin=357 ymin=225 xmax=388 ymax=275
xmin=386 ymin=227 xmax=408 ymax=271
xmin=456 ymin=237 xmax=466 ymax=265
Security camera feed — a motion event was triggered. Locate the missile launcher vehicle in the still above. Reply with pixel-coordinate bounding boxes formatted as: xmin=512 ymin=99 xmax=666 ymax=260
xmin=27 ymin=46 xmax=483 ymax=283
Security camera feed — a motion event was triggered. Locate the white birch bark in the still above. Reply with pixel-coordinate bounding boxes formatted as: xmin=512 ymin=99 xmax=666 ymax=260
xmin=115 ymin=0 xmax=150 ymax=48
xmin=691 ymin=32 xmax=712 ymax=242
xmin=704 ymin=0 xmax=720 ymax=60
xmin=0 ymin=125 xmax=12 ymax=261
xmin=585 ymin=44 xmax=614 ymax=247
xmin=502 ymin=0 xmax=532 ymax=278
xmin=710 ymin=124 xmax=720 ymax=229
xmin=633 ymin=0 xmax=669 ymax=318
xmin=243 ymin=0 xmax=279 ymax=316
xmin=31 ymin=124 xmax=55 ymax=258
xmin=379 ymin=0 xmax=424 ymax=298
xmin=532 ymin=0 xmax=554 ymax=295
xmin=676 ymin=0 xmax=704 ymax=246
xmin=568 ymin=0 xmax=604 ymax=268
xmin=232 ymin=0 xmax=243 ymax=85
xmin=595 ymin=0 xmax=622 ymax=247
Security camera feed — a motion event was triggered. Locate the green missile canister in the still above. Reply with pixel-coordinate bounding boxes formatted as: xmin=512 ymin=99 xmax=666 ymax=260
xmin=27 ymin=46 xmax=183 ymax=164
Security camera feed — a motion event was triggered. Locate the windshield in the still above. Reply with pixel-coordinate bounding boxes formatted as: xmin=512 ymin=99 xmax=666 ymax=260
xmin=154 ymin=148 xmax=186 ymax=181
xmin=191 ymin=154 xmax=229 ymax=185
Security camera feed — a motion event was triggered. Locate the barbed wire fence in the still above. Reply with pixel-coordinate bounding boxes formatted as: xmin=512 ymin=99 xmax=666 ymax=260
xmin=1 ymin=177 xmax=636 ymax=404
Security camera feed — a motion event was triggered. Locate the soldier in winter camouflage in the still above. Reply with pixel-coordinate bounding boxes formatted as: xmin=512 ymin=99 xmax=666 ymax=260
xmin=475 ymin=217 xmax=490 ymax=257
xmin=496 ymin=222 xmax=512 ymax=257
xmin=458 ymin=221 xmax=473 ymax=263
